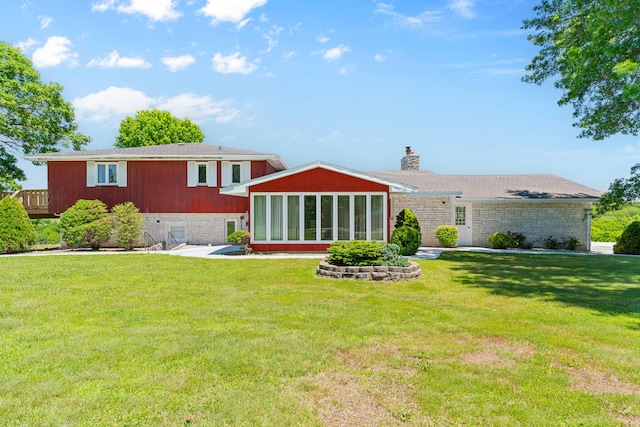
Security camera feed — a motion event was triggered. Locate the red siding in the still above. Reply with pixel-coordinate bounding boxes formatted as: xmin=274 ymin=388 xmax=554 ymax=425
xmin=251 ymin=168 xmax=388 ymax=193
xmin=47 ymin=160 xmax=275 ymax=214
xmin=251 ymin=243 xmax=330 ymax=252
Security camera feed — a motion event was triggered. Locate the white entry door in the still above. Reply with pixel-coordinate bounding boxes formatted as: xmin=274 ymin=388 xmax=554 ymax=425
xmin=454 ymin=204 xmax=472 ymax=246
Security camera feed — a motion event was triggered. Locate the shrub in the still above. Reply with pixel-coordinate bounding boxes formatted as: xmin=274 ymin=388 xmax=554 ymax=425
xmin=112 ymin=202 xmax=144 ymax=251
xmin=391 ymin=226 xmax=421 ymax=256
xmin=60 ymin=199 xmax=113 ymax=250
xmin=435 ymin=225 xmax=458 ymax=247
xmin=32 ymin=219 xmax=60 ymax=245
xmin=614 ymin=221 xmax=640 ymax=254
xmin=380 ymin=243 xmax=410 ymax=267
xmin=542 ymin=235 xmax=561 ymax=250
xmin=487 ymin=232 xmax=515 ymax=249
xmin=326 ymin=240 xmax=385 ymax=266
xmin=562 ymin=236 xmax=580 ymax=251
xmin=227 ymin=230 xmax=250 ymax=245
xmin=0 ymin=196 xmax=36 ymax=253
xmin=395 ymin=208 xmax=421 ymax=234
xmin=591 ymin=217 xmax=624 ymax=242
xmin=507 ymin=231 xmax=533 ymax=249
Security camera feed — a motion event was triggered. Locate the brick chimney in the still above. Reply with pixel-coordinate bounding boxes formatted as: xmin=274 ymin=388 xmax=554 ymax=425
xmin=401 ymin=146 xmax=419 ymax=170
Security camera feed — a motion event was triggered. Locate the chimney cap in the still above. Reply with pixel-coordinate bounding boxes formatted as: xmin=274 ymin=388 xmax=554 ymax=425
xmin=405 ymin=146 xmax=414 ymax=155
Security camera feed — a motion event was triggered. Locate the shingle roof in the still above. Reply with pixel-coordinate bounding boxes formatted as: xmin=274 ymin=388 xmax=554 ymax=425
xmin=365 ymin=170 xmax=602 ymax=200
xmin=24 ymin=143 xmax=288 ymax=170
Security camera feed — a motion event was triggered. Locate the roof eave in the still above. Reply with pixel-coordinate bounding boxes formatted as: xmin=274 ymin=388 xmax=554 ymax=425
xmin=454 ymin=197 xmax=600 ymax=203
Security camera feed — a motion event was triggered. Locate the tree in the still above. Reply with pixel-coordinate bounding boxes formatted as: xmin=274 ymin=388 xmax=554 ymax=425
xmin=115 ymin=109 xmax=205 ymax=148
xmin=523 ymin=0 xmax=640 ymax=140
xmin=0 ymin=40 xmax=90 ymax=191
xmin=60 ymin=199 xmax=112 ymax=250
xmin=0 ymin=195 xmax=36 ymax=252
xmin=112 ymin=201 xmax=144 ymax=251
xmin=596 ymin=164 xmax=640 ymax=213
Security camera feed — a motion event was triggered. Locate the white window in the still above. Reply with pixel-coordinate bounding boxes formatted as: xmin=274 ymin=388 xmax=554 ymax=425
xmin=221 ymin=161 xmax=251 ymax=186
xmin=86 ymin=161 xmax=127 ymax=187
xmin=187 ymin=161 xmax=217 ymax=187
xmin=226 ymin=220 xmax=237 ymax=237
xmin=251 ymin=193 xmax=386 ymax=243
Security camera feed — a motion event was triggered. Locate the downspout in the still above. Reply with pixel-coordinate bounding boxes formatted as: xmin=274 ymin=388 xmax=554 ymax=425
xmin=585 ymin=207 xmax=592 ymax=252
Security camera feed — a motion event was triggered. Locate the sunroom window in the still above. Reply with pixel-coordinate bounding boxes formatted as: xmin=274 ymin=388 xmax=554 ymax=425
xmin=251 ymin=193 xmax=386 ymax=243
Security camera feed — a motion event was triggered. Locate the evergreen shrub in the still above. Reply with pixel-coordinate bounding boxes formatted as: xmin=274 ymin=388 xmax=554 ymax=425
xmin=326 ymin=240 xmax=385 ymax=266
xmin=227 ymin=230 xmax=250 ymax=245
xmin=0 ymin=196 xmax=36 ymax=253
xmin=112 ymin=201 xmax=144 ymax=251
xmin=435 ymin=225 xmax=458 ymax=247
xmin=487 ymin=232 xmax=515 ymax=249
xmin=60 ymin=199 xmax=113 ymax=250
xmin=391 ymin=226 xmax=421 ymax=256
xmin=380 ymin=243 xmax=410 ymax=267
xmin=614 ymin=221 xmax=640 ymax=254
xmin=395 ymin=208 xmax=421 ymax=234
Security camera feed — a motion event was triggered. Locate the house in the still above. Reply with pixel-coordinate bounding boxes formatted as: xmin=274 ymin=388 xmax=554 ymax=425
xmin=26 ymin=144 xmax=602 ymax=251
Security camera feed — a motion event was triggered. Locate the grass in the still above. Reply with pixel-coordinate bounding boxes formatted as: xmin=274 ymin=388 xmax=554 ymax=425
xmin=1 ymin=252 xmax=639 ymax=426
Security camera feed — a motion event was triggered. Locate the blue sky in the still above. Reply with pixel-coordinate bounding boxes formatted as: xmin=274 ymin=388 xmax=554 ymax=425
xmin=3 ymin=0 xmax=639 ymax=191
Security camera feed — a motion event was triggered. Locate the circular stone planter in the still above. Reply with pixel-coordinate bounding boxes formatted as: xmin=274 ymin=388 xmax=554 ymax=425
xmin=316 ymin=260 xmax=422 ymax=281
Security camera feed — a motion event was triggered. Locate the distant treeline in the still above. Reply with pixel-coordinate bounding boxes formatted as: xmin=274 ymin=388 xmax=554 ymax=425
xmin=592 ymin=203 xmax=640 ymax=242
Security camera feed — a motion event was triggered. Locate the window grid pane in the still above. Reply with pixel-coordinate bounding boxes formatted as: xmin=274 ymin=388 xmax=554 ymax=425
xmin=97 ymin=164 xmax=106 ymax=184
xmin=232 ymin=164 xmax=241 ymax=183
xmin=198 ymin=164 xmax=207 ymax=184
xmin=287 ymin=196 xmax=300 ymax=240
xmin=271 ymin=195 xmax=283 ymax=241
xmin=108 ymin=164 xmax=117 ymax=183
xmin=304 ymin=195 xmax=316 ymax=241
xmin=321 ymin=195 xmax=333 ymax=241
xmin=371 ymin=195 xmax=384 ymax=240
xmin=455 ymin=206 xmax=466 ymax=226
xmin=354 ymin=195 xmax=367 ymax=240
xmin=254 ymin=196 xmax=267 ymax=240
xmin=337 ymin=195 xmax=350 ymax=240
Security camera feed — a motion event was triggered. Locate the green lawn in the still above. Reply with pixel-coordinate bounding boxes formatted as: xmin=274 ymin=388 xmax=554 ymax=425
xmin=1 ymin=252 xmax=639 ymax=426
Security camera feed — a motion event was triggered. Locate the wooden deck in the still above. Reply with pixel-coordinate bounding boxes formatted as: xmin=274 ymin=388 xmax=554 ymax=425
xmin=1 ymin=190 xmax=53 ymax=218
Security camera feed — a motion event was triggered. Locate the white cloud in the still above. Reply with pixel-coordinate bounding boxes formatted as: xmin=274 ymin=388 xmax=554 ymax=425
xmin=73 ymin=87 xmax=239 ymax=124
xmin=261 ymin=25 xmax=283 ymax=53
xmin=161 ymin=54 xmax=196 ymax=72
xmin=73 ymin=86 xmax=154 ymax=121
xmin=87 ymin=50 xmax=152 ymax=69
xmin=316 ymin=35 xmax=330 ymax=43
xmin=91 ymin=0 xmax=115 ymax=12
xmin=92 ymin=0 xmax=181 ymax=22
xmin=212 ymin=52 xmax=257 ymax=74
xmin=16 ymin=38 xmax=38 ymax=52
xmin=374 ymin=53 xmax=386 ymax=62
xmin=198 ymin=0 xmax=267 ymax=25
xmin=157 ymin=93 xmax=239 ymax=124
xmin=375 ymin=3 xmax=441 ymax=27
xmin=39 ymin=16 xmax=53 ymax=28
xmin=450 ymin=0 xmax=476 ymax=19
xmin=322 ymin=45 xmax=350 ymax=62
xmin=282 ymin=51 xmax=297 ymax=59
xmin=338 ymin=65 xmax=355 ymax=75
xmin=236 ymin=17 xmax=252 ymax=30
xmin=32 ymin=36 xmax=78 ymax=68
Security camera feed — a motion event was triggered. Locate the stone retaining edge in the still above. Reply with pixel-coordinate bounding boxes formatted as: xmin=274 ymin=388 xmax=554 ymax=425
xmin=316 ymin=260 xmax=422 ymax=281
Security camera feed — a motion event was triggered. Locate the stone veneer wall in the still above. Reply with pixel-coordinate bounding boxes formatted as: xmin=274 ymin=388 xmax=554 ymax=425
xmin=142 ymin=213 xmax=247 ymax=247
xmin=470 ymin=201 xmax=592 ymax=249
xmin=391 ymin=195 xmax=453 ymax=246
xmin=391 ymin=196 xmax=592 ymax=249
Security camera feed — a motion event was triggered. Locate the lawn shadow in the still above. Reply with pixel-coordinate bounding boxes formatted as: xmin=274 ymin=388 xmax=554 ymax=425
xmin=440 ymin=252 xmax=640 ymax=320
